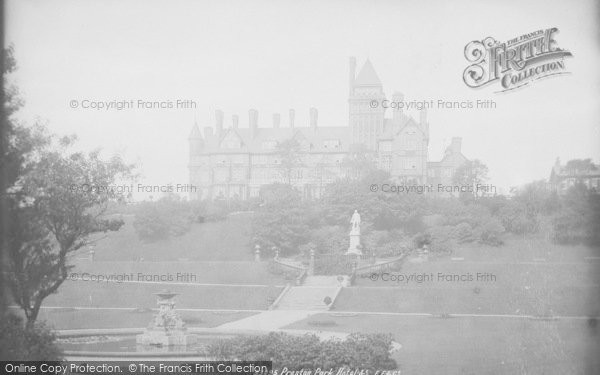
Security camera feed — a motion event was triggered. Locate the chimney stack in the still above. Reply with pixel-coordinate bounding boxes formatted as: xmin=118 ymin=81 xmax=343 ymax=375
xmin=289 ymin=109 xmax=295 ymax=129
xmin=273 ymin=113 xmax=281 ymax=128
xmin=310 ymin=107 xmax=318 ymax=130
xmin=215 ymin=110 xmax=224 ymax=135
xmin=349 ymin=56 xmax=356 ymax=94
xmin=249 ymin=109 xmax=258 ymax=138
xmin=232 ymin=114 xmax=239 ymax=129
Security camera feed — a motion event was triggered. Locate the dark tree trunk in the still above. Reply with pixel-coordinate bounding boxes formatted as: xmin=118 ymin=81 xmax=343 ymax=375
xmin=25 ymin=299 xmax=42 ymax=329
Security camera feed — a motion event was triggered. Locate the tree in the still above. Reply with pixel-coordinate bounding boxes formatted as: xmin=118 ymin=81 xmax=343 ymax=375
xmin=253 ymin=206 xmax=311 ymax=256
xmin=1 ymin=45 xmax=48 ymax=313
xmin=564 ymin=158 xmax=597 ymax=173
xmin=4 ymin=132 xmax=134 ymax=327
xmin=276 ymin=138 xmax=302 ymax=185
xmin=258 ymin=183 xmax=301 ymax=208
xmin=452 ymin=159 xmax=489 ymax=198
xmin=552 ymin=183 xmax=600 ymax=245
xmin=253 ymin=184 xmax=304 ymax=256
xmin=133 ymin=194 xmax=196 ymax=242
xmin=514 ymin=179 xmax=559 ymax=215
xmin=342 ymin=143 xmax=377 ymax=180
xmin=497 ymin=199 xmax=538 ymax=235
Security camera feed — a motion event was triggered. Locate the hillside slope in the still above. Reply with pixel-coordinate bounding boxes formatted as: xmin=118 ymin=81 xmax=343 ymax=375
xmin=86 ymin=212 xmax=255 ymax=262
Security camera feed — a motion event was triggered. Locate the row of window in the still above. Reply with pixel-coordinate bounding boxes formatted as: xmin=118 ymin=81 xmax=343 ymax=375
xmin=194 ymin=167 xmax=350 ymax=184
xmin=202 ymin=154 xmax=347 ymax=165
xmin=221 ymin=139 xmax=344 ymax=150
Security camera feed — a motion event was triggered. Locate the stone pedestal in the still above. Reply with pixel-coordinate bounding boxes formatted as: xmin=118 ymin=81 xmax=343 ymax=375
xmin=254 ymin=245 xmax=261 ymax=262
xmin=346 ymin=231 xmax=362 ymax=256
xmin=308 ymin=249 xmax=315 ymax=276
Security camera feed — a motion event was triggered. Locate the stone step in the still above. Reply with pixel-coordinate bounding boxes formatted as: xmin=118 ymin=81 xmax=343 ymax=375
xmin=302 ymin=276 xmax=342 ymax=287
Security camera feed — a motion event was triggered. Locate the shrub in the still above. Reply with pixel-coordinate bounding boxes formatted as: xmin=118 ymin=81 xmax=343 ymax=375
xmin=551 ymin=185 xmax=600 ymax=245
xmin=0 ymin=314 xmax=62 ymax=360
xmin=497 ymin=200 xmax=538 ymax=235
xmin=253 ymin=206 xmax=311 ymax=256
xmin=477 ymin=219 xmax=505 ymax=246
xmin=133 ymin=196 xmax=194 ymax=242
xmin=412 ymin=232 xmax=431 ymax=248
xmin=363 ymin=230 xmax=410 ymax=258
xmin=207 ymin=332 xmax=397 ymax=371
xmin=414 ymin=226 xmax=457 ymax=253
xmin=454 ymin=222 xmax=476 ymax=243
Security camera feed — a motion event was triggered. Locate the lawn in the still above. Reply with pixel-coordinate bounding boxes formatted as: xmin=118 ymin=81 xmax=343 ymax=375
xmin=33 ymin=308 xmax=258 ymax=330
xmin=82 ymin=212 xmax=255 ymax=262
xmin=43 ymin=281 xmax=284 ymax=310
xmin=285 ymin=313 xmax=600 ymax=374
xmin=345 ymin=237 xmax=600 ymax=316
xmin=24 ymin=231 xmax=599 ymax=374
xmin=69 ymin=260 xmax=287 ymax=285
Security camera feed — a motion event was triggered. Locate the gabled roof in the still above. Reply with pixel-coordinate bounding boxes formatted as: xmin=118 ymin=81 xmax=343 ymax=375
xmin=378 ymin=113 xmax=426 ymax=141
xmin=220 ymin=128 xmax=244 ymax=144
xmin=200 ymin=125 xmax=354 ymax=154
xmin=354 ymin=59 xmax=382 ymax=86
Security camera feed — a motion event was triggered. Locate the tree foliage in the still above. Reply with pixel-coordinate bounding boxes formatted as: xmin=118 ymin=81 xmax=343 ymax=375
xmin=276 ymin=138 xmax=302 ymax=185
xmin=132 ymin=194 xmax=202 ymax=242
xmin=552 ymin=184 xmax=600 ymax=245
xmin=452 ymin=159 xmax=489 ymax=198
xmin=208 ymin=332 xmax=397 ymax=371
xmin=0 ymin=313 xmax=62 ymax=360
xmin=1 ymin=47 xmax=134 ymax=326
xmin=342 ymin=143 xmax=377 ymax=180
xmin=4 ymin=134 xmax=134 ymax=326
xmin=564 ymin=158 xmax=597 ymax=173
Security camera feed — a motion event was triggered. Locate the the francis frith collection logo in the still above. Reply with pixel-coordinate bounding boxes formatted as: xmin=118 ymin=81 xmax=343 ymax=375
xmin=463 ymin=27 xmax=573 ymax=92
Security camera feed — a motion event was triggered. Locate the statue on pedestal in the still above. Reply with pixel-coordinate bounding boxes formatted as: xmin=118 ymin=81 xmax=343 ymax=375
xmin=346 ymin=210 xmax=363 ymax=256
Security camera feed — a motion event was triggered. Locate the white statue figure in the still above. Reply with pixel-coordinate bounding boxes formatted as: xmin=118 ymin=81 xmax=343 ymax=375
xmin=350 ymin=210 xmax=361 ymax=233
xmin=346 ymin=210 xmax=362 ymax=255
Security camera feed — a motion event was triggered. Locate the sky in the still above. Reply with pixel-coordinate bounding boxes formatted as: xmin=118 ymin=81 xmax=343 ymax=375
xmin=5 ymin=0 xmax=600 ymax=197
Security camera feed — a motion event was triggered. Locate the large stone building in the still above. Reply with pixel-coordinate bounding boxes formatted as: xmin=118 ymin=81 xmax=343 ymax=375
xmin=549 ymin=158 xmax=600 ymax=194
xmin=188 ymin=58 xmax=467 ymax=200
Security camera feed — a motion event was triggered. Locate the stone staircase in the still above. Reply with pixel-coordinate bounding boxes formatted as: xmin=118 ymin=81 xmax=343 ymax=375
xmin=275 ymin=276 xmax=341 ymax=311
xmin=302 ymin=275 xmax=342 ymax=287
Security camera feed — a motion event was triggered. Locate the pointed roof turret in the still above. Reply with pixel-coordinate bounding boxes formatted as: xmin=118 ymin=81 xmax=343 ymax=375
xmin=188 ymin=121 xmax=202 ymax=139
xmin=354 ymin=59 xmax=382 ymax=86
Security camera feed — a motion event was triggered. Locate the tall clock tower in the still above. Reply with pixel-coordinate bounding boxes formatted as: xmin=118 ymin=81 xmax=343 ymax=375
xmin=348 ymin=57 xmax=386 ymax=150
